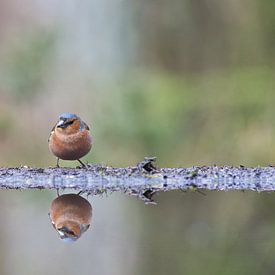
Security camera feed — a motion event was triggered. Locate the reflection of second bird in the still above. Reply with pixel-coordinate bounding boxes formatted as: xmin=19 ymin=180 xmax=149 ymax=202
xmin=48 ymin=113 xmax=92 ymax=167
xmin=49 ymin=193 xmax=92 ymax=242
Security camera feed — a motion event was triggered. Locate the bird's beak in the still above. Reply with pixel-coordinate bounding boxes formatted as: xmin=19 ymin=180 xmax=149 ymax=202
xmin=57 ymin=120 xmax=66 ymax=128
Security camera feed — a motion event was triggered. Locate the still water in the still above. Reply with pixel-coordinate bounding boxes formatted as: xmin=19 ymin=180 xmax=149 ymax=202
xmin=0 ymin=189 xmax=273 ymax=275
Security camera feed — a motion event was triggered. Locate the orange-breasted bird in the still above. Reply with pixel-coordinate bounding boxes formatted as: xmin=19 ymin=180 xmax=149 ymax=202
xmin=49 ymin=193 xmax=92 ymax=242
xmin=48 ymin=113 xmax=92 ymax=167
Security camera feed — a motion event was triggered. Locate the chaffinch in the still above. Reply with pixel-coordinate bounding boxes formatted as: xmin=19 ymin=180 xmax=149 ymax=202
xmin=49 ymin=193 xmax=92 ymax=242
xmin=48 ymin=113 xmax=92 ymax=167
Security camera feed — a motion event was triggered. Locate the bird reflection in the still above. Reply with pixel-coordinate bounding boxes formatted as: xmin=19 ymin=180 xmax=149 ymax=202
xmin=49 ymin=193 xmax=92 ymax=242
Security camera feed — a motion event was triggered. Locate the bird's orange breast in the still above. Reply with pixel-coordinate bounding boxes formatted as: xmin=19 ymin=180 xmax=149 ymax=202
xmin=50 ymin=194 xmax=92 ymax=228
xmin=49 ymin=129 xmax=92 ymax=160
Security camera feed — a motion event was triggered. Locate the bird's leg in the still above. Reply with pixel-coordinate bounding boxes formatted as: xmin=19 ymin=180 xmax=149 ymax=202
xmin=56 ymin=189 xmax=60 ymax=197
xmin=77 ymin=159 xmax=87 ymax=168
xmin=56 ymin=158 xmax=60 ymax=168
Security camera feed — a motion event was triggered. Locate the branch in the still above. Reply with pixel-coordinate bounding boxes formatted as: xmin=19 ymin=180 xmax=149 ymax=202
xmin=0 ymin=158 xmax=274 ymax=203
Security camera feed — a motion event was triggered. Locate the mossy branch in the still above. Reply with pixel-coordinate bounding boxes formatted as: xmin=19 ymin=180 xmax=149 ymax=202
xmin=0 ymin=158 xmax=274 ymax=203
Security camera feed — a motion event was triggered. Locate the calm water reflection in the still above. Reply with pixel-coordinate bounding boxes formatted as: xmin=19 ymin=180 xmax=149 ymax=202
xmin=0 ymin=190 xmax=274 ymax=275
xmin=49 ymin=193 xmax=92 ymax=242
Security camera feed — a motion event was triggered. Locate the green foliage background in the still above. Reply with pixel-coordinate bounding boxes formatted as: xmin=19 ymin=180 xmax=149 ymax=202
xmin=0 ymin=1 xmax=275 ymax=274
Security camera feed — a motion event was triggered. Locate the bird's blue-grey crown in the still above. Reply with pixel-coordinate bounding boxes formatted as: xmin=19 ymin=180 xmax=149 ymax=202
xmin=59 ymin=113 xmax=78 ymax=121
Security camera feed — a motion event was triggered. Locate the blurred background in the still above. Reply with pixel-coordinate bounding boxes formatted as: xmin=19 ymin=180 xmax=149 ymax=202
xmin=0 ymin=0 xmax=275 ymax=274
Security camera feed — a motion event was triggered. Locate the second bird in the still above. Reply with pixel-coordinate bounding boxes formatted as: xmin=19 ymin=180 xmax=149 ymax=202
xmin=48 ymin=113 xmax=92 ymax=167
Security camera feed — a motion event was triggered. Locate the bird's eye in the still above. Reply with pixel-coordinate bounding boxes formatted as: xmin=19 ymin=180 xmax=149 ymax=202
xmin=58 ymin=227 xmax=75 ymax=236
xmin=64 ymin=120 xmax=74 ymax=126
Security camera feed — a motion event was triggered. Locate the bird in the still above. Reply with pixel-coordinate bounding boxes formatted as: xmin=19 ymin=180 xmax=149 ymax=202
xmin=49 ymin=193 xmax=92 ymax=242
xmin=48 ymin=113 xmax=92 ymax=167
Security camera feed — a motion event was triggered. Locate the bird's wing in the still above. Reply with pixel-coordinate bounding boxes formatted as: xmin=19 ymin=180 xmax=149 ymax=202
xmin=82 ymin=121 xmax=90 ymax=130
xmin=48 ymin=124 xmax=56 ymax=142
